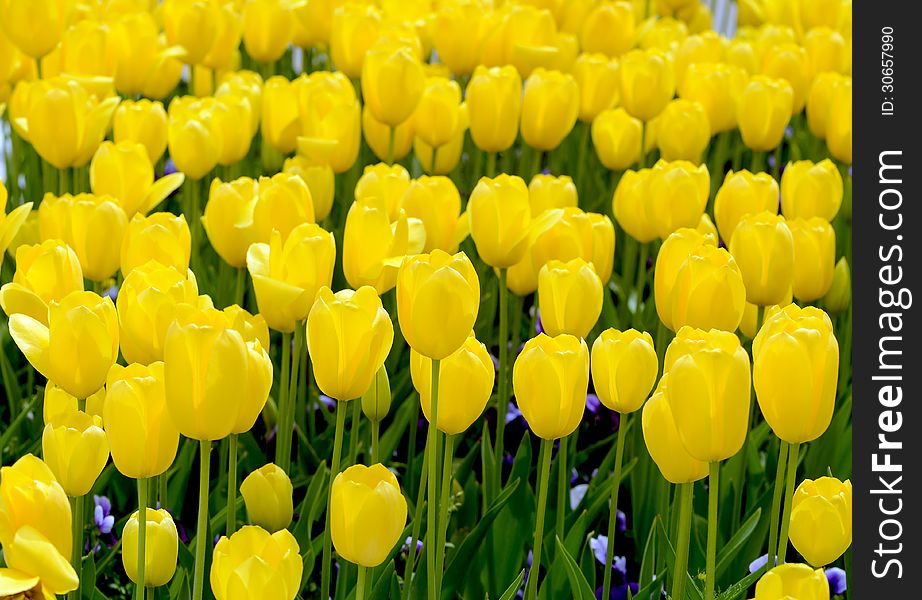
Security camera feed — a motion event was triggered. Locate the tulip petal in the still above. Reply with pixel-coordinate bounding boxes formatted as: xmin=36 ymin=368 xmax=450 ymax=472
xmin=143 ymin=172 xmax=186 ymax=215
xmin=8 ymin=313 xmax=51 ymax=378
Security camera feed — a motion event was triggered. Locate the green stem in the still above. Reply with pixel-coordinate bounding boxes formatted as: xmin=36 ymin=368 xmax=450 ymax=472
xmin=58 ymin=167 xmax=70 ymax=195
xmin=356 ymin=565 xmax=368 ymax=600
xmin=574 ymin=123 xmax=590 ymax=197
xmin=430 ymin=145 xmax=438 ymax=175
xmin=402 ymin=447 xmax=429 ymax=600
xmin=321 ymin=400 xmax=348 ymax=600
xmin=767 ymin=441 xmax=789 ymax=567
xmin=602 ymin=413 xmax=628 ymax=600
xmin=531 ymin=150 xmax=543 ymax=178
xmin=435 ymin=434 xmax=455 ymax=588
xmin=192 ymin=441 xmax=211 ymax=600
xmin=276 ymin=331 xmax=291 ymax=468
xmin=137 ymin=478 xmax=148 ymax=595
xmin=705 ymin=462 xmax=720 ymax=600
xmin=282 ymin=324 xmax=303 ymax=472
xmin=555 ymin=435 xmax=568 ymax=549
xmin=70 ymin=494 xmax=84 ymax=600
xmin=751 ymin=150 xmax=766 ymax=173
xmin=639 ymin=122 xmax=647 ymax=169
xmin=486 ymin=151 xmax=496 ymax=178
xmin=387 ymin=126 xmax=396 ymax=166
xmin=227 ymin=435 xmax=238 ymax=536
xmin=778 ymin=442 xmax=801 ymax=565
xmin=348 ymin=394 xmax=362 ymax=466
xmin=493 ymin=269 xmax=509 ymax=502
xmin=371 ymin=420 xmax=380 ymax=463
xmin=526 ymin=438 xmax=553 ymax=600
xmin=633 ymin=243 xmax=649 ymax=326
xmin=772 ymin=144 xmax=782 ymax=180
xmin=427 ymin=359 xmax=442 ymax=600
xmin=671 ymin=482 xmax=694 ymax=600
xmin=234 ymin=268 xmax=246 ymax=308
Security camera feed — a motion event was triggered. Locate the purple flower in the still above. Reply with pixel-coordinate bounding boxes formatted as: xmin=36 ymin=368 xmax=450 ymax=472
xmin=749 ymin=554 xmax=771 ymax=573
xmin=585 ymin=394 xmax=601 ymax=415
xmin=505 ymin=401 xmax=523 ymax=425
xmin=570 ymin=483 xmax=588 ymax=510
xmin=490 ymin=352 xmax=500 ymax=371
xmin=93 ymin=496 xmax=114 ymax=535
xmin=535 ymin=309 xmax=544 ymax=335
xmin=163 ymin=158 xmax=177 ymax=176
xmin=103 ymin=285 xmax=119 ymax=302
xmin=784 ymin=126 xmax=794 ymax=139
xmin=402 ymin=536 xmax=423 ymax=555
xmin=588 ymin=534 xmax=627 ymax=576
xmin=826 ymin=567 xmax=846 ymax=595
xmin=317 ymin=395 xmax=336 ymax=411
xmin=541 ymin=168 xmax=551 ymax=176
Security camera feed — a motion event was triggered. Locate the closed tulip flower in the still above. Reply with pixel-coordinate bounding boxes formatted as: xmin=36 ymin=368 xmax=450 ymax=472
xmin=529 ymin=174 xmax=578 ymax=214
xmin=397 ymin=250 xmax=480 ymax=360
xmin=240 ymin=464 xmax=294 ymax=533
xmin=521 ymin=68 xmax=579 ymax=152
xmin=104 ymin=362 xmax=179 ymax=479
xmin=252 ymin=173 xmax=315 ymax=243
xmin=538 ymin=258 xmax=602 ymax=339
xmin=753 ymin=563 xmax=829 ymax=600
xmin=642 ymin=375 xmax=708 ymax=484
xmin=282 ymin=157 xmax=335 ymax=221
xmin=825 ymin=77 xmax=852 ymax=164
xmin=789 ymin=218 xmax=836 ymax=302
xmin=307 ymin=287 xmax=393 ymax=401
xmin=804 ymin=27 xmax=848 ymax=75
xmin=41 ymin=410 xmax=109 ymax=497
xmin=330 ymin=3 xmax=381 ymax=79
xmin=355 ymin=163 xmax=411 ymax=222
xmin=823 ymin=257 xmax=851 ymax=315
xmin=588 ymin=213 xmax=616 ymax=283
xmin=780 ymin=159 xmax=843 ymax=221
xmin=513 ymin=333 xmax=589 ymax=440
xmin=678 ymin=62 xmax=749 ymax=134
xmin=362 ymin=45 xmax=425 ymax=128
xmin=646 ymin=160 xmax=710 ymax=239
xmin=114 ymin=100 xmax=169 ymax=164
xmin=90 ymin=141 xmax=185 ymax=217
xmin=430 ymin=2 xmax=490 ymax=76
xmin=466 ymin=65 xmax=522 ymax=153
xmin=413 ymin=108 xmax=468 ymax=175
xmin=413 ymin=77 xmax=463 ymax=150
xmin=211 ymin=96 xmax=255 ymax=167
xmin=411 ymin=335 xmax=494 ymax=435
xmin=122 ymin=508 xmax=178 ymax=587
xmin=202 ymin=177 xmax=259 ymax=268
xmin=211 ymin=527 xmax=303 ymax=600
xmin=753 ymin=305 xmax=838 ymax=444
xmin=260 ymin=76 xmax=302 ymax=155
xmin=0 ymin=454 xmax=73 ymax=559
xmin=363 ymin=106 xmax=415 ymax=163
xmin=729 ymin=211 xmax=795 ymax=306
xmin=655 ymin=228 xmax=717 ymax=329
xmin=737 ymin=76 xmax=794 ymax=152
xmin=637 ymin=15 xmax=688 ymax=51
xmin=714 ymin=170 xmax=780 ymax=242
xmin=200 ymin=2 xmax=242 ymax=71
xmin=761 ymin=43 xmax=811 ymax=114
xmin=806 ymin=72 xmax=850 ymax=140
xmin=242 ymin=0 xmax=294 ymax=64
xmin=121 ymin=212 xmax=191 ymax=275
xmin=572 ymin=53 xmax=620 ymax=122
xmin=0 ymin=0 xmax=74 ymax=60
xmin=468 ymin=174 xmax=532 ymax=268
xmin=401 ymin=176 xmax=467 ymax=253
xmin=664 ymin=327 xmax=751 ymax=462
xmin=108 ymin=13 xmax=185 ymax=97
xmin=247 ymin=223 xmax=335 ymax=333
xmin=10 ymin=290 xmax=118 ymax=399
xmin=0 ymin=240 xmax=83 ymax=326
xmin=297 ymin=71 xmax=362 ymax=173
xmin=591 ymin=329 xmax=657 ymax=414
xmin=479 ymin=4 xmax=560 ymax=77
xmin=619 ymin=48 xmax=675 ymax=121
xmin=593 ymin=108 xmax=643 ymax=171
xmin=667 ymin=244 xmax=747 ymax=332
xmin=789 ymin=477 xmax=852 ymax=566
xmin=581 ymin=1 xmax=635 ymax=57
xmin=331 ymin=464 xmax=408 ymax=568
xmin=673 ymin=31 xmax=726 ymax=85
xmin=167 ymin=109 xmax=220 ymax=180
xmin=529 ymin=207 xmax=594 ymax=272
xmin=163 ymin=0 xmax=219 ymax=66
xmin=656 ymin=99 xmax=710 ymax=163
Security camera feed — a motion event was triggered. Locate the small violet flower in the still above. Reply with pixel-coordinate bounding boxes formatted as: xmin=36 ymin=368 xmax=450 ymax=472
xmin=93 ymin=495 xmax=114 ymax=535
xmin=826 ymin=567 xmax=846 ymax=595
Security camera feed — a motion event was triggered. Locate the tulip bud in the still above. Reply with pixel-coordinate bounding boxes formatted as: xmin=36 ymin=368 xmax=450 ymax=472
xmin=42 ymin=410 xmax=109 ymax=497
xmin=413 ymin=77 xmax=463 ymax=150
xmin=678 ymin=62 xmax=748 ymax=135
xmin=411 ymin=335 xmax=494 ymax=435
xmin=466 ymin=65 xmax=522 ymax=153
xmin=211 ymin=527 xmax=303 ymax=600
xmin=581 ymin=1 xmax=635 ymax=58
xmin=240 ymin=464 xmax=294 ymax=533
xmin=513 ymin=333 xmax=590 ymax=440
xmin=163 ymin=0 xmax=220 ymax=65
xmin=43 ymin=382 xmax=105 ymax=426
xmin=823 ymin=257 xmax=851 ymax=315
xmin=592 ymin=108 xmax=643 ymax=170
xmin=642 ymin=375 xmax=709 ymax=484
xmin=297 ymin=71 xmax=362 ymax=173
xmin=668 ymin=244 xmax=747 ymax=333
xmin=355 ymin=163 xmax=411 ymax=222
xmin=664 ymin=327 xmax=751 ymax=462
xmin=521 ymin=68 xmax=579 ymax=152
xmin=825 ymin=77 xmax=851 ymax=164
xmin=242 ymin=0 xmax=293 ymax=64
xmin=806 ymin=72 xmax=850 ymax=140
xmin=468 ymin=174 xmax=533 ymax=268
xmin=104 ymin=362 xmax=179 ymax=479
xmin=788 ymin=218 xmax=836 ymax=302
xmin=656 ymin=99 xmax=710 ymax=163
xmin=753 ymin=305 xmax=838 ymax=444
xmin=331 ymin=464 xmax=408 ymax=568
xmin=122 ymin=508 xmax=179 ymax=587
xmin=330 ymin=3 xmax=381 ymax=79
xmin=790 ymin=477 xmax=852 ymax=567
xmin=253 ymin=172 xmax=316 ymax=243
xmin=167 ymin=108 xmax=220 ymax=180
xmin=202 ymin=177 xmax=259 ymax=268
xmin=729 ymin=211 xmax=795 ymax=306
xmin=737 ymin=76 xmax=794 ymax=152
xmin=0 ymin=239 xmax=83 ymax=326
xmin=307 ymin=287 xmax=393 ymax=402
xmin=114 ymin=100 xmax=169 ymax=164
xmin=762 ymin=43 xmax=811 ymax=114
xmin=361 ymin=366 xmax=392 ymax=423
xmin=247 ymin=223 xmax=336 ymax=333
xmin=619 ymin=48 xmax=675 ymax=121
xmin=572 ymin=53 xmax=620 ymax=122
xmin=714 ymin=170 xmax=780 ymax=243
xmin=362 ymin=45 xmax=425 ymax=128
xmin=646 ymin=160 xmax=710 ymax=239
xmin=591 ymin=328 xmax=657 ymax=414
xmin=120 ymin=212 xmax=191 ymax=275
xmin=780 ymin=159 xmax=843 ymax=221
xmin=538 ymin=258 xmax=603 ymax=339
xmin=0 ymin=454 xmax=73 ymax=560
xmin=401 ymin=176 xmax=467 ymax=253
xmin=753 ymin=564 xmax=829 ymax=600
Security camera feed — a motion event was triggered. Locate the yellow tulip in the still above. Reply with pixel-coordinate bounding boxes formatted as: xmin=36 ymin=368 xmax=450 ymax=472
xmin=513 ymin=333 xmax=589 ymax=440
xmin=90 ymin=141 xmax=185 ymax=218
xmin=729 ymin=211 xmax=794 ymax=306
xmin=242 ymin=0 xmax=294 ymax=64
xmin=480 ymin=4 xmax=562 ymax=77
xmin=296 ymin=71 xmax=361 ymax=173
xmin=113 ymin=99 xmax=169 ymax=164
xmin=637 ymin=15 xmax=688 ymax=51
xmin=823 ymin=257 xmax=850 ymax=315
xmin=591 ymin=328 xmax=657 ymax=414
xmin=240 ymin=463 xmax=294 ymax=533
xmin=202 ymin=177 xmax=259 ymax=268
xmin=780 ymin=159 xmax=843 ymax=221
xmin=247 ymin=223 xmax=336 ymax=333
xmin=361 ymin=366 xmax=391 ymax=422
xmin=120 ymin=212 xmax=191 ymax=275
xmin=261 ymin=75 xmax=302 ymax=155
xmin=593 ymin=108 xmax=642 ymax=171
xmin=664 ymin=327 xmax=751 ymax=462
xmin=761 ymin=43 xmax=811 ymax=114
xmin=413 ymin=106 xmax=468 ymax=175
xmin=789 ymin=477 xmax=852 ymax=567
xmin=789 ymin=218 xmax=835 ymax=302
xmin=753 ymin=563 xmax=829 ymax=600
xmin=216 ymin=71 xmax=263 ymax=137
xmin=430 ymin=1 xmax=490 ymax=77
xmin=212 ymin=96 xmax=255 ymax=167
xmin=619 ymin=48 xmax=675 ymax=121
xmin=656 ymin=99 xmax=710 ymax=163
xmin=654 ymin=229 xmax=716 ymax=330
xmin=331 ymin=464 xmax=408 ymax=568
xmin=10 ymin=290 xmax=118 ymax=399
xmin=805 ymin=72 xmax=849 ymax=140
xmin=678 ymin=62 xmax=748 ymax=135
xmin=211 ymin=527 xmax=303 ymax=600
xmin=330 ymin=3 xmax=381 ymax=79
xmin=642 ymin=375 xmax=708 ymax=483
xmin=306 ymin=286 xmax=393 ymax=402
xmin=0 ymin=0 xmax=75 ymax=59
xmin=646 ymin=159 xmax=710 ymax=239
xmin=521 ymin=69 xmax=579 ymax=152
xmin=413 ymin=77 xmax=463 ymax=150
xmin=363 ymin=105 xmax=415 ymax=163
xmin=253 ymin=172 xmax=316 ymax=243
xmin=667 ymin=244 xmax=747 ymax=333
xmin=0 ymin=27 xmax=33 ymax=105
xmin=528 ymin=174 xmax=578 ymax=215
xmin=162 ymin=0 xmax=219 ymax=65
xmin=104 ymin=362 xmax=179 ymax=479
xmin=401 ymin=176 xmax=467 ymax=253
xmin=804 ymin=27 xmax=848 ymax=76
xmin=122 ymin=508 xmax=178 ymax=587
xmin=727 ymin=38 xmax=759 ymax=74
xmin=0 ymin=524 xmax=79 ymax=597
xmin=588 ymin=212 xmax=616 ymax=284
xmin=529 ymin=206 xmax=594 ymax=272
xmin=40 ymin=19 xmax=115 ymax=83
xmin=737 ymin=75 xmax=794 ymax=152
xmin=581 ymin=1 xmax=635 ymax=57
xmin=0 ymin=454 xmax=73 ymax=560
xmin=572 ymin=53 xmax=620 ymax=122
xmin=411 ymin=335 xmax=494 ymax=435
xmin=0 ymin=181 xmax=31 ymax=255
xmin=0 ymin=240 xmax=83 ymax=326
xmin=397 ymin=250 xmax=480 ymax=360
xmin=538 ymin=258 xmax=602 ymax=339
xmin=673 ymin=31 xmax=726 ymax=87
xmin=466 ymin=65 xmax=522 ymax=153
xmin=825 ymin=77 xmax=851 ymax=164
xmin=201 ymin=2 xmax=242 ymax=71
xmin=355 ymin=163 xmax=411 ymax=222
xmin=43 ymin=382 xmax=105 ymax=426
xmin=714 ymin=169 xmax=780 ymax=242
xmin=282 ymin=156 xmax=335 ymax=221
xmin=292 ymin=0 xmax=338 ymax=48
xmin=41 ymin=410 xmax=109 ymax=497
xmin=167 ymin=103 xmax=220 ymax=180
xmin=468 ymin=174 xmax=532 ymax=268
xmin=753 ymin=304 xmax=838 ymax=443
xmin=362 ymin=44 xmax=425 ymax=128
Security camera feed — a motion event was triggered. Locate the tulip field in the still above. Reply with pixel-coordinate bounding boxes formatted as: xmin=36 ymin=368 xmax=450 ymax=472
xmin=0 ymin=1 xmax=853 ymax=600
